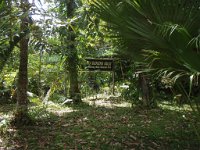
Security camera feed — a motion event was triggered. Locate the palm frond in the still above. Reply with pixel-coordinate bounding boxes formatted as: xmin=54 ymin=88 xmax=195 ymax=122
xmin=92 ymin=0 xmax=200 ymax=72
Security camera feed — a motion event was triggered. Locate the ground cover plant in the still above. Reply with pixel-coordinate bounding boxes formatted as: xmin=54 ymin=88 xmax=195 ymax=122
xmin=0 ymin=97 xmax=200 ymax=149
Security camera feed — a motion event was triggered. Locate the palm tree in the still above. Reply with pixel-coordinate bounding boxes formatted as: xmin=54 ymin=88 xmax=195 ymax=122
xmin=91 ymin=0 xmax=200 ymax=106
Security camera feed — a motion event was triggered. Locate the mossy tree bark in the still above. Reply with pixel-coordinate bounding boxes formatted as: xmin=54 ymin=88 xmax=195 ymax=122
xmin=66 ymin=0 xmax=81 ymax=104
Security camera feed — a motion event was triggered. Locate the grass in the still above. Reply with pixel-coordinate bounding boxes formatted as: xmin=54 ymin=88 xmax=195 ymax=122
xmin=0 ymin=97 xmax=200 ymax=150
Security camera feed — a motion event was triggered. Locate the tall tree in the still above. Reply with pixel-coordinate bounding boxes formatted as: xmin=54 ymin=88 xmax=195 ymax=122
xmin=13 ymin=0 xmax=31 ymax=125
xmin=66 ymin=0 xmax=81 ymax=103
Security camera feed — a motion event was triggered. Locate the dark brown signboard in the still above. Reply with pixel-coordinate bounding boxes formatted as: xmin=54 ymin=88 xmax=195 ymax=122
xmin=86 ymin=58 xmax=114 ymax=71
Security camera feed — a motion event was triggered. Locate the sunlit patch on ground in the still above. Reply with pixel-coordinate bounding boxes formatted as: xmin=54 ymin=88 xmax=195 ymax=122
xmin=47 ymin=107 xmax=77 ymax=116
xmin=83 ymin=94 xmax=132 ymax=108
xmin=159 ymin=101 xmax=193 ymax=112
xmin=29 ymin=101 xmax=78 ymax=117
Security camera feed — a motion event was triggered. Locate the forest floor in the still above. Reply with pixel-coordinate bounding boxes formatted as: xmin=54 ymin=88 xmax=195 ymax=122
xmin=0 ymin=95 xmax=200 ymax=150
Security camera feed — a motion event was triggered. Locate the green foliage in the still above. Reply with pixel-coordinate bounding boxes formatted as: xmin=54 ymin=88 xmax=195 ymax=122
xmin=91 ymin=0 xmax=200 ymax=109
xmin=0 ymin=0 xmax=29 ymax=73
xmin=121 ymin=79 xmax=139 ymax=105
xmin=28 ymin=106 xmax=50 ymax=120
xmin=92 ymin=0 xmax=200 ymax=70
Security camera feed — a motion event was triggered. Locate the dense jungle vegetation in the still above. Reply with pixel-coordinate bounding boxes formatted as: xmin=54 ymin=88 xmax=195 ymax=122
xmin=0 ymin=0 xmax=200 ymax=149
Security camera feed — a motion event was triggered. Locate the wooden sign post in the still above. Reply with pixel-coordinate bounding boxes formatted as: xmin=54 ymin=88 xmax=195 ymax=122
xmin=85 ymin=58 xmax=113 ymax=71
xmin=86 ymin=58 xmax=115 ymax=95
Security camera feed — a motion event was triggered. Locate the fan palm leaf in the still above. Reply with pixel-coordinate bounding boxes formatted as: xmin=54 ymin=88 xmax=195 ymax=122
xmin=91 ymin=0 xmax=200 ymax=75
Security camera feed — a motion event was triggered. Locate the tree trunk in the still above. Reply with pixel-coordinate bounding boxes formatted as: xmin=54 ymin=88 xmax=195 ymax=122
xmin=66 ymin=0 xmax=81 ymax=104
xmin=13 ymin=0 xmax=31 ymax=125
xmin=138 ymin=73 xmax=151 ymax=108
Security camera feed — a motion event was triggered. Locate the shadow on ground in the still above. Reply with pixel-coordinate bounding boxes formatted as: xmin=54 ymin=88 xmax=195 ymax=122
xmin=0 ymin=98 xmax=200 ymax=150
